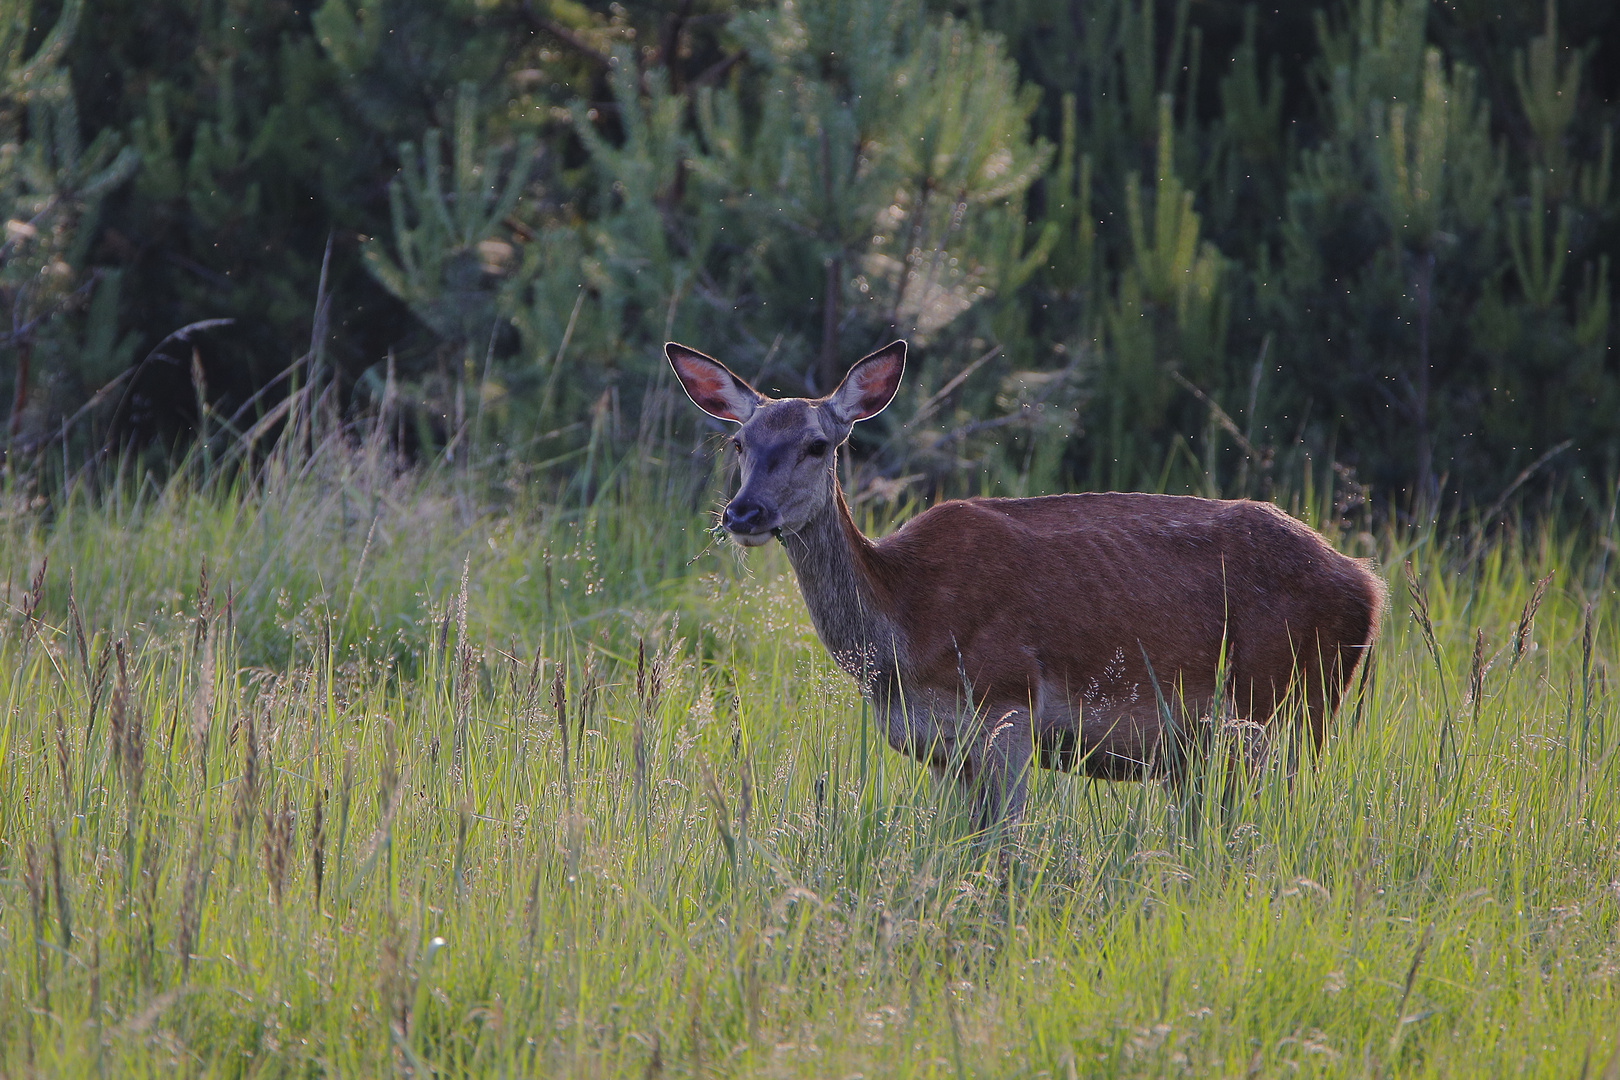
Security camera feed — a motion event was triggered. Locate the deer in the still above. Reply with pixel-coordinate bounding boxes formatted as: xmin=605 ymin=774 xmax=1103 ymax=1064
xmin=668 ymin=339 xmax=1385 ymax=829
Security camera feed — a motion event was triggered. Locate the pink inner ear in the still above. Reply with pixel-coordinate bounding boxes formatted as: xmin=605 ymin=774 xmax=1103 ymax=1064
xmin=848 ymin=354 xmax=902 ymax=415
xmin=852 ymin=365 xmax=889 ymax=395
xmin=686 ymin=366 xmax=728 ymax=400
xmin=674 ymin=357 xmax=744 ymax=420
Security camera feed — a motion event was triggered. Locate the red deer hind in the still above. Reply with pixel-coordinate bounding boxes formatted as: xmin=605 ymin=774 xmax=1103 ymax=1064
xmin=669 ymin=339 xmax=1384 ymax=828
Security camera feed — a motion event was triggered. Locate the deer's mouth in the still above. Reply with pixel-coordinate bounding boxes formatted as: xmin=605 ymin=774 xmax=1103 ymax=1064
xmin=729 ymin=528 xmax=776 ymax=547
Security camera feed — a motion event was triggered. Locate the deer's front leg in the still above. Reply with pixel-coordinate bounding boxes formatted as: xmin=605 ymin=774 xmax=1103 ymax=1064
xmin=969 ymin=705 xmax=1035 ymax=833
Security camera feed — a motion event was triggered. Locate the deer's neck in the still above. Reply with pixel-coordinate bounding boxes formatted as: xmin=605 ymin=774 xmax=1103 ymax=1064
xmin=778 ymin=475 xmax=899 ymax=687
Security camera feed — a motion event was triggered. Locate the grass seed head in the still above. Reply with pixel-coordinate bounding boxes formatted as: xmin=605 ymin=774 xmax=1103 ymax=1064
xmin=1467 ymin=627 xmax=1487 ymax=711
xmin=86 ymin=636 xmax=112 ymax=740
xmin=20 ymin=555 xmax=46 ymax=647
xmin=637 ymin=638 xmax=647 ymax=708
xmin=67 ymin=585 xmax=89 ymax=676
xmin=193 ymin=558 xmax=212 ymax=652
xmin=579 ymin=648 xmax=600 ymax=741
xmin=1582 ymin=601 xmax=1595 ymax=683
xmin=1513 ymin=573 xmax=1553 ymax=662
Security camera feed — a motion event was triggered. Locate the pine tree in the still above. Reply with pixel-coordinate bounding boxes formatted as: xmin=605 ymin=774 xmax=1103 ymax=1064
xmin=0 ymin=0 xmax=138 ymax=457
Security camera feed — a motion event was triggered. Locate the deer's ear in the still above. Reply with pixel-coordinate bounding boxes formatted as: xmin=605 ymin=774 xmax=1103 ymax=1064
xmin=667 ymin=343 xmax=763 ymax=423
xmin=827 ymin=340 xmax=906 ymax=424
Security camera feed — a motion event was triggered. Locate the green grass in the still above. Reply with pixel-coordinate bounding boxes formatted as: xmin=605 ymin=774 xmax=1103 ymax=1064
xmin=2 ymin=443 xmax=1618 ymax=1077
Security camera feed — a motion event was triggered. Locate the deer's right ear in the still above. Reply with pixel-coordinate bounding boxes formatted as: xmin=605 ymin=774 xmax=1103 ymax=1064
xmin=667 ymin=343 xmax=762 ymax=424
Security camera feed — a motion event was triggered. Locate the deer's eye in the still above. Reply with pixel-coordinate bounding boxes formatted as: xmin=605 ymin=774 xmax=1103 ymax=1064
xmin=732 ymin=438 xmax=743 ymax=454
xmin=806 ymin=439 xmax=829 ymax=458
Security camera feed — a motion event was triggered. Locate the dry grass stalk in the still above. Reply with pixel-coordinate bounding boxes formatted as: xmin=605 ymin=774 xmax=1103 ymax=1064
xmin=332 ymin=749 xmax=356 ymax=904
xmin=22 ymin=842 xmax=49 ymax=1012
xmin=1388 ymin=922 xmax=1434 ymax=1059
xmin=192 ymin=630 xmax=215 ymax=787
xmin=685 ymin=972 xmax=707 ymax=1075
xmin=318 ymin=611 xmax=332 ymax=687
xmin=234 ymin=710 xmax=262 ymax=842
xmin=453 ymin=792 xmax=473 ymax=901
xmin=262 ymin=793 xmax=295 ymax=905
xmin=53 ymin=709 xmax=72 ymax=808
xmin=633 ymin=638 xmax=659 ymax=798
xmin=138 ymin=834 xmax=160 ymax=986
xmin=312 ymin=788 xmax=326 ymax=908
xmin=49 ymin=832 xmax=71 ymax=953
xmin=1404 ymin=564 xmax=1455 ymax=769
xmin=369 ymin=727 xmax=405 ymax=911
xmin=223 ymin=580 xmax=235 ymax=646
xmin=192 ymin=560 xmax=216 ymax=785
xmin=379 ymin=722 xmax=400 ymax=815
xmin=633 ymin=711 xmax=648 ymax=799
xmin=553 ymin=663 xmax=571 ymax=803
xmin=379 ymin=918 xmax=411 ymax=1043
xmin=454 ymin=555 xmax=473 ymax=776
xmin=700 ymin=763 xmax=735 ymax=862
xmin=176 ymin=829 xmax=209 ymax=980
xmin=523 ymin=864 xmax=542 ymax=945
xmin=110 ymin=640 xmax=146 ymax=808
xmin=1403 ymin=564 xmax=1442 ymax=668
xmin=89 ymin=937 xmax=101 ymax=1035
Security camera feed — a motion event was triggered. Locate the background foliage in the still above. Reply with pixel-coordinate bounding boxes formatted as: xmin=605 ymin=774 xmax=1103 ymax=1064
xmin=0 ymin=0 xmax=1616 ymax=510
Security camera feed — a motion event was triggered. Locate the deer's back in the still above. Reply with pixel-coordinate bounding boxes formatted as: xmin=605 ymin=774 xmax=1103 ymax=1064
xmin=865 ymin=492 xmax=1380 ymax=714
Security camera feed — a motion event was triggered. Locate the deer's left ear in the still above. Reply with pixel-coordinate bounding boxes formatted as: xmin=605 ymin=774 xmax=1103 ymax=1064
xmin=667 ymin=343 xmax=764 ymax=423
xmin=827 ymin=340 xmax=906 ymax=424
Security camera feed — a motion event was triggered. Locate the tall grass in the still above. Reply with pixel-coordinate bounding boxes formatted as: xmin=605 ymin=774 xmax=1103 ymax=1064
xmin=1 ymin=425 xmax=1617 ymax=1077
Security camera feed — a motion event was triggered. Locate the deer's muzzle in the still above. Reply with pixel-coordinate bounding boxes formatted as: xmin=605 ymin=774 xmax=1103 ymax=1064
xmin=723 ymin=495 xmax=777 ymax=545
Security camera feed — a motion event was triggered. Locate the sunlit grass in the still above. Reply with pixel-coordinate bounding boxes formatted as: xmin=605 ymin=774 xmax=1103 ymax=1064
xmin=1 ymin=444 xmax=1617 ymax=1077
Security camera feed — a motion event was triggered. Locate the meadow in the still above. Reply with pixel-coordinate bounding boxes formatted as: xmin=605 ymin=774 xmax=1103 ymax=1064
xmin=2 ymin=429 xmax=1618 ymax=1078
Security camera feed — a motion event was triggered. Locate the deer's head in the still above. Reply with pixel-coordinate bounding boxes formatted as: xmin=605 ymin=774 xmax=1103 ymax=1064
xmin=668 ymin=341 xmax=906 ymax=546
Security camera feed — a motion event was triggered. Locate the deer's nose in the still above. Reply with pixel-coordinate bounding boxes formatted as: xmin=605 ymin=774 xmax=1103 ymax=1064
xmin=723 ymin=497 xmax=772 ymax=535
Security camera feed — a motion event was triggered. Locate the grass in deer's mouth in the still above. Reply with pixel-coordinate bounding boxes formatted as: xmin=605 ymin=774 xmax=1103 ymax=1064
xmin=1 ymin=458 xmax=1617 ymax=1077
